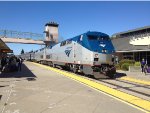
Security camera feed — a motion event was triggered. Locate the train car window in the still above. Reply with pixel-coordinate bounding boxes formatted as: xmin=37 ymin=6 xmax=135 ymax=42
xmin=60 ymin=40 xmax=72 ymax=46
xmin=64 ymin=41 xmax=66 ymax=45
xmin=40 ymin=48 xmax=44 ymax=51
xmin=88 ymin=35 xmax=97 ymax=40
xmin=60 ymin=41 xmax=66 ymax=46
xmin=99 ymin=36 xmax=110 ymax=41
xmin=66 ymin=40 xmax=72 ymax=44
xmin=66 ymin=41 xmax=69 ymax=44
xmin=88 ymin=35 xmax=110 ymax=41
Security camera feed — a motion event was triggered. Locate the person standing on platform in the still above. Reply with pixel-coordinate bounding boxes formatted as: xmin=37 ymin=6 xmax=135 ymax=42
xmin=140 ymin=58 xmax=146 ymax=73
xmin=17 ymin=57 xmax=23 ymax=71
xmin=1 ymin=56 xmax=6 ymax=71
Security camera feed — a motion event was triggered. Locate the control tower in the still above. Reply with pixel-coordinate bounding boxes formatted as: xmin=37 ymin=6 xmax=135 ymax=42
xmin=44 ymin=21 xmax=59 ymax=46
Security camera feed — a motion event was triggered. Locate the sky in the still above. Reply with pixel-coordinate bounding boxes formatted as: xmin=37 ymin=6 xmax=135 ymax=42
xmin=0 ymin=1 xmax=150 ymax=55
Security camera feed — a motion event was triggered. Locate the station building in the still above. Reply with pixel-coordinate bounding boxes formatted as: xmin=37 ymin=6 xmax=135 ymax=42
xmin=0 ymin=38 xmax=13 ymax=59
xmin=112 ymin=26 xmax=150 ymax=65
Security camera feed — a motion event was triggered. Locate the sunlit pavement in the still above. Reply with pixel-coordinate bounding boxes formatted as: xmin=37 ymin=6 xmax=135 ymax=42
xmin=0 ymin=62 xmax=146 ymax=113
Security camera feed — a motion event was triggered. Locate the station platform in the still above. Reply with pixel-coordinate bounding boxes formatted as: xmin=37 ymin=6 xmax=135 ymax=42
xmin=0 ymin=62 xmax=149 ymax=113
xmin=117 ymin=70 xmax=150 ymax=81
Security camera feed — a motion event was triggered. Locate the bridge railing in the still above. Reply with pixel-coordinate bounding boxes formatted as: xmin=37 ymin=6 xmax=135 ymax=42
xmin=0 ymin=29 xmax=44 ymax=41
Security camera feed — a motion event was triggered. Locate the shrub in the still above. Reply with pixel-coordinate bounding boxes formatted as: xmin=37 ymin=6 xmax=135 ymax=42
xmin=121 ymin=63 xmax=130 ymax=71
xmin=118 ymin=59 xmax=135 ymax=68
xmin=115 ymin=64 xmax=120 ymax=70
xmin=134 ymin=62 xmax=141 ymax=66
xmin=119 ymin=59 xmax=135 ymax=66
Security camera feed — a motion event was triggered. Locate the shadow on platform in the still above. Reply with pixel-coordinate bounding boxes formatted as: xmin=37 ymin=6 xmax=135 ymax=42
xmin=97 ymin=72 xmax=127 ymax=80
xmin=115 ymin=72 xmax=127 ymax=78
xmin=0 ymin=63 xmax=36 ymax=79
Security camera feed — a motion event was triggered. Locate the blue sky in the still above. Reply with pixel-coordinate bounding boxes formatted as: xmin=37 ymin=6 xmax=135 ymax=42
xmin=0 ymin=1 xmax=150 ymax=55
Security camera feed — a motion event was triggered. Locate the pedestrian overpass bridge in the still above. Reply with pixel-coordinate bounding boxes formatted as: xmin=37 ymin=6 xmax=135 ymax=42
xmin=0 ymin=22 xmax=59 ymax=46
xmin=0 ymin=29 xmax=45 ymax=45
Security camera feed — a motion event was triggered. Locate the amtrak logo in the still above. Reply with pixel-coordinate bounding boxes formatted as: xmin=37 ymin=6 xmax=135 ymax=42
xmin=99 ymin=44 xmax=106 ymax=47
xmin=65 ymin=47 xmax=72 ymax=57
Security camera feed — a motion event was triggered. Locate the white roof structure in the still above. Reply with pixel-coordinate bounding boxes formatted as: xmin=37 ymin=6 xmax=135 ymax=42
xmin=129 ymin=36 xmax=150 ymax=46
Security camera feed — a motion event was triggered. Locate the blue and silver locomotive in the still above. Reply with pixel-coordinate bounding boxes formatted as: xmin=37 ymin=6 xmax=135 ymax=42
xmin=27 ymin=31 xmax=116 ymax=79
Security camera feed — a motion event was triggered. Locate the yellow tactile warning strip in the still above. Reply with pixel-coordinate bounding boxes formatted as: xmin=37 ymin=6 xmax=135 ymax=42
xmin=32 ymin=62 xmax=150 ymax=113
xmin=118 ymin=76 xmax=150 ymax=86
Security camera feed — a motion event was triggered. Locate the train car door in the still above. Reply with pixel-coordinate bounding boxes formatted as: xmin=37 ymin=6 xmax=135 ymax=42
xmin=73 ymin=41 xmax=76 ymax=63
xmin=73 ymin=36 xmax=83 ymax=64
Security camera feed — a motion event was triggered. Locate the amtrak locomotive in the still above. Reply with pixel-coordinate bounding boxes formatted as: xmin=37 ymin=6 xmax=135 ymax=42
xmin=24 ymin=31 xmax=116 ymax=79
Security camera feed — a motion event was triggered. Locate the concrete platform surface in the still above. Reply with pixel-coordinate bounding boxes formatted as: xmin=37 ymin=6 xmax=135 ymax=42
xmin=117 ymin=70 xmax=150 ymax=81
xmin=0 ymin=62 xmax=145 ymax=113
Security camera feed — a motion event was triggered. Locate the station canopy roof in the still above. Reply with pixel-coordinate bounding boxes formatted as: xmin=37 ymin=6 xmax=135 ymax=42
xmin=112 ymin=25 xmax=150 ymax=38
xmin=0 ymin=38 xmax=13 ymax=53
xmin=111 ymin=25 xmax=150 ymax=52
xmin=112 ymin=37 xmax=150 ymax=52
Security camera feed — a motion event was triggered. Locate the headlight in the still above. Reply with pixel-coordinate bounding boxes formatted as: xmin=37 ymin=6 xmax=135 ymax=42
xmin=102 ymin=49 xmax=107 ymax=53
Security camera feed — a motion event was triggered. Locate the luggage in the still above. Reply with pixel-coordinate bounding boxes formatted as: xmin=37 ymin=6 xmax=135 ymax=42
xmin=2 ymin=64 xmax=18 ymax=72
xmin=146 ymin=67 xmax=150 ymax=73
xmin=2 ymin=64 xmax=10 ymax=72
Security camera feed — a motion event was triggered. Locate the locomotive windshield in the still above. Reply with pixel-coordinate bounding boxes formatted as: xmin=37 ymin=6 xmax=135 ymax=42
xmin=88 ymin=35 xmax=110 ymax=41
xmin=86 ymin=34 xmax=114 ymax=54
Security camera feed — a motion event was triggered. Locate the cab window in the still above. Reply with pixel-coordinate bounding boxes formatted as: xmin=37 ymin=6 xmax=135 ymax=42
xmin=60 ymin=40 xmax=72 ymax=46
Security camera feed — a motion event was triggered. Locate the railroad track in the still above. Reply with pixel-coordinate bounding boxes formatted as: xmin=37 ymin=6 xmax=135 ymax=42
xmin=79 ymin=74 xmax=150 ymax=101
xmin=97 ymin=78 xmax=150 ymax=101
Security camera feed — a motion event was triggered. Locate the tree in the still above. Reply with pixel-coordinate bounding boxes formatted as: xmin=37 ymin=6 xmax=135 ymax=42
xmin=21 ymin=49 xmax=24 ymax=54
